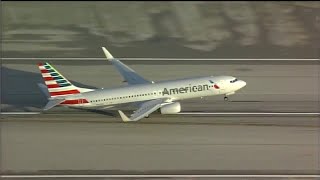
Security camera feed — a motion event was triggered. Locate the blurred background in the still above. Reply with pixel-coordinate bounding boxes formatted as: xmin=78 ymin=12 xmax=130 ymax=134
xmin=2 ymin=1 xmax=320 ymax=58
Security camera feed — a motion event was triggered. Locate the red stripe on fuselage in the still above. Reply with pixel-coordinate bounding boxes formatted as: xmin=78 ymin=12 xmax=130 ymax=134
xmin=60 ymin=99 xmax=89 ymax=105
xmin=50 ymin=89 xmax=80 ymax=96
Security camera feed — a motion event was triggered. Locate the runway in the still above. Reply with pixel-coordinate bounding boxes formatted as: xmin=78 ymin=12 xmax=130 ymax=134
xmin=1 ymin=113 xmax=320 ymax=175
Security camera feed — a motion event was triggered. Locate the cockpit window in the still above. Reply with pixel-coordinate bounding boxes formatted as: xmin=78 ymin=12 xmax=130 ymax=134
xmin=230 ymin=78 xmax=238 ymax=83
xmin=209 ymin=80 xmax=214 ymax=83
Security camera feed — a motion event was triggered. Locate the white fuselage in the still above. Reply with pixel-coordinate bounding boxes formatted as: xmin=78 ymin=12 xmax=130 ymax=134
xmin=62 ymin=75 xmax=246 ymax=108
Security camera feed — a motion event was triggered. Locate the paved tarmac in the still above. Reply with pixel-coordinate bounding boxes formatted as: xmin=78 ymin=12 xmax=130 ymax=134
xmin=1 ymin=114 xmax=319 ymax=175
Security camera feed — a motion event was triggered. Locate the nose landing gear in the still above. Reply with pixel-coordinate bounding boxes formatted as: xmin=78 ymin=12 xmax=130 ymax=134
xmin=224 ymin=92 xmax=235 ymax=101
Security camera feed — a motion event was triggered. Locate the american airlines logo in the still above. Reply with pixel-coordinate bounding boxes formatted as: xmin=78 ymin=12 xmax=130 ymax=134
xmin=162 ymin=84 xmax=210 ymax=95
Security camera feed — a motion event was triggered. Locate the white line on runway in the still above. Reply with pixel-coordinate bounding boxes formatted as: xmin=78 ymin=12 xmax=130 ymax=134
xmin=1 ymin=112 xmax=319 ymax=115
xmin=2 ymin=57 xmax=320 ymax=61
xmin=178 ymin=112 xmax=320 ymax=115
xmin=1 ymin=175 xmax=320 ymax=178
xmin=0 ymin=112 xmax=41 ymax=115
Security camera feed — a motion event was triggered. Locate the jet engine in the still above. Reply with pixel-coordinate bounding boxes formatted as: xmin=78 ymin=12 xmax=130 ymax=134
xmin=160 ymin=102 xmax=181 ymax=114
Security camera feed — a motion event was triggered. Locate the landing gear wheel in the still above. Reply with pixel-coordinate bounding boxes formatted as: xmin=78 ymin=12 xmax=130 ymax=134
xmin=145 ymin=115 xmax=149 ymax=118
xmin=224 ymin=96 xmax=229 ymax=101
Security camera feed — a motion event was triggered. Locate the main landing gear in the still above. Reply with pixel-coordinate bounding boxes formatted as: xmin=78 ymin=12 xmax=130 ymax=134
xmin=224 ymin=96 xmax=229 ymax=101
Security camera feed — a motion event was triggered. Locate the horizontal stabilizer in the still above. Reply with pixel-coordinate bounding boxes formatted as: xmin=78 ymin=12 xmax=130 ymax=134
xmin=37 ymin=83 xmax=50 ymax=98
xmin=43 ymin=98 xmax=65 ymax=111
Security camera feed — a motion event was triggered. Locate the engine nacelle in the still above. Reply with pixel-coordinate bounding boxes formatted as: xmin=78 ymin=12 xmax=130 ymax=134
xmin=160 ymin=102 xmax=181 ymax=114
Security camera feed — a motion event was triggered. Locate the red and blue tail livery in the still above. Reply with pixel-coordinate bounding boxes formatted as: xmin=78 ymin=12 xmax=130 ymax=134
xmin=38 ymin=62 xmax=81 ymax=97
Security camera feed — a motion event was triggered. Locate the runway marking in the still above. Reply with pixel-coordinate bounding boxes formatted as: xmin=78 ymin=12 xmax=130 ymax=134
xmin=2 ymin=57 xmax=320 ymax=61
xmin=179 ymin=112 xmax=320 ymax=115
xmin=1 ymin=112 xmax=318 ymax=116
xmin=1 ymin=175 xmax=320 ymax=178
xmin=0 ymin=112 xmax=41 ymax=115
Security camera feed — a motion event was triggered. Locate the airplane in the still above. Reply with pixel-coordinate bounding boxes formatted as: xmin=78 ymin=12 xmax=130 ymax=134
xmin=37 ymin=47 xmax=246 ymax=122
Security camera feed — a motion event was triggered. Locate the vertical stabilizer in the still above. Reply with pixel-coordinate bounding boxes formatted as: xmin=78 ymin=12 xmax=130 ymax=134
xmin=37 ymin=62 xmax=93 ymax=98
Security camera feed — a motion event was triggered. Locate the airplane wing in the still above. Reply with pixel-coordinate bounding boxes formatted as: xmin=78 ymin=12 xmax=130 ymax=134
xmin=118 ymin=98 xmax=167 ymax=122
xmin=102 ymin=47 xmax=151 ymax=85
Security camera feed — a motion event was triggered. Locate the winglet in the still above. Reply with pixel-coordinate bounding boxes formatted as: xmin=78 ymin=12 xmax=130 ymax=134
xmin=102 ymin=47 xmax=114 ymax=60
xmin=118 ymin=110 xmax=132 ymax=122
